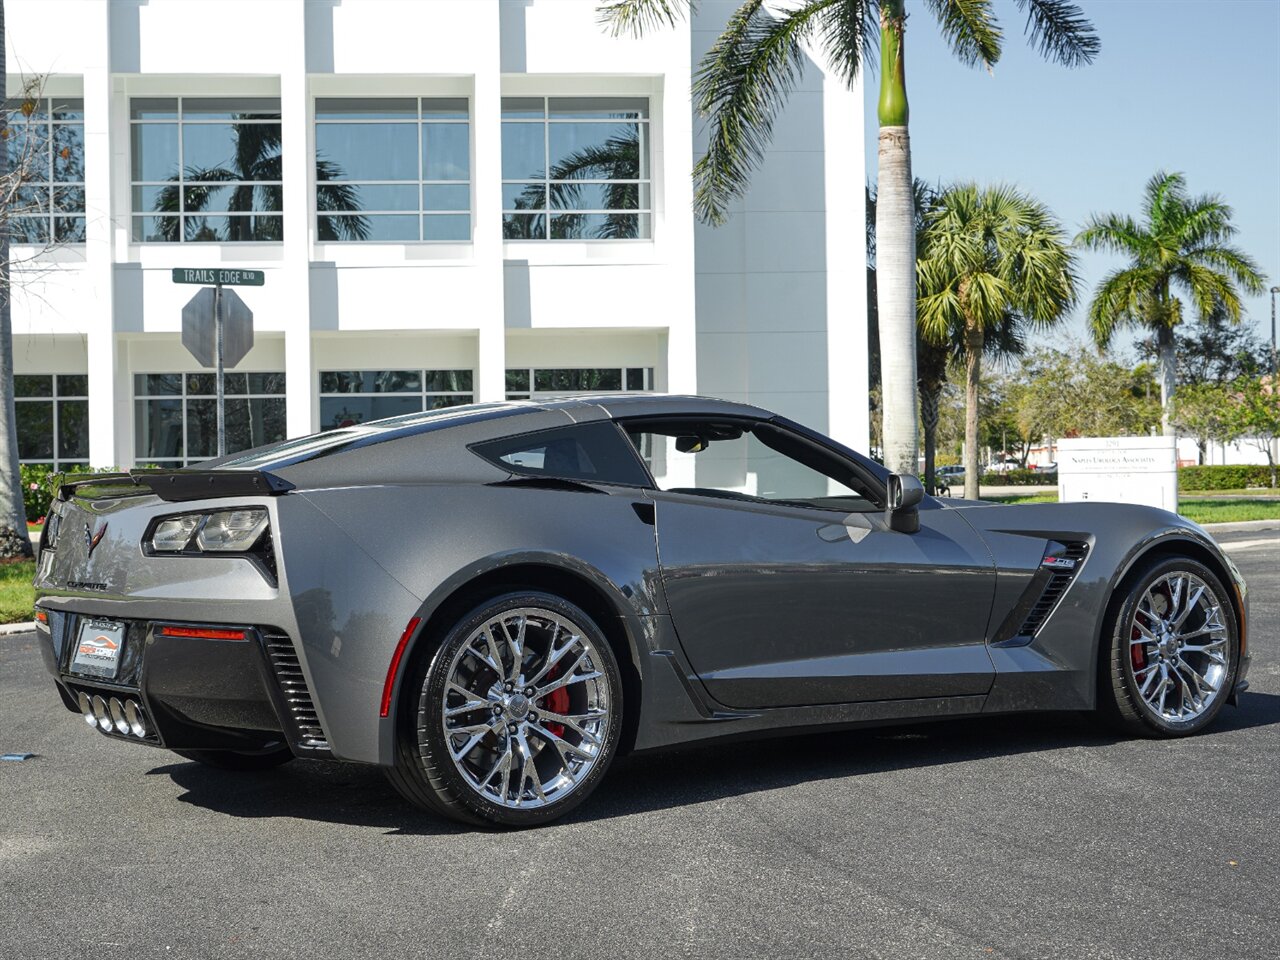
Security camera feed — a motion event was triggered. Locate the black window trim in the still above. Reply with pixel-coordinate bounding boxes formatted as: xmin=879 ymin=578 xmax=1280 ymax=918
xmin=616 ymin=413 xmax=889 ymax=512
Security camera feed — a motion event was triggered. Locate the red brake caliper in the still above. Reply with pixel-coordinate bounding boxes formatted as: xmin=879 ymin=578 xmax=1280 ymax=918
xmin=542 ymin=664 xmax=570 ymax=737
xmin=1131 ymin=625 xmax=1146 ymax=672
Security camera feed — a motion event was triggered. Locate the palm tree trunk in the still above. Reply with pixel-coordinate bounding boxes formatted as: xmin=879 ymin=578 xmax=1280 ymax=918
xmin=876 ymin=0 xmax=918 ymax=477
xmin=0 ymin=1 xmax=34 ymax=559
xmin=963 ymin=323 xmax=983 ymax=500
xmin=920 ymin=381 xmax=940 ymax=493
xmin=1156 ymin=324 xmax=1176 ymax=436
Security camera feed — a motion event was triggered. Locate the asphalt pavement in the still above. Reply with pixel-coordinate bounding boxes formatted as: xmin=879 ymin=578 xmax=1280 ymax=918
xmin=2 ymin=529 xmax=1277 ymax=960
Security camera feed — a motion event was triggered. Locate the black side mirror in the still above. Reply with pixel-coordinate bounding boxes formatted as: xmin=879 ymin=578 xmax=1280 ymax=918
xmin=886 ymin=474 xmax=925 ymax=533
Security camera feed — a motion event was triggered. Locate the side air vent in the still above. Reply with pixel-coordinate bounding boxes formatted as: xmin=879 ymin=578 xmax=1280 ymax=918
xmin=261 ymin=629 xmax=329 ymax=750
xmin=992 ymin=540 xmax=1090 ymax=647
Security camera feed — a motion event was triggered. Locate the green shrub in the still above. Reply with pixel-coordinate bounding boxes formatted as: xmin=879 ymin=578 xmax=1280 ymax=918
xmin=980 ymin=468 xmax=1056 ymax=486
xmin=1178 ymin=464 xmax=1274 ymax=491
xmin=20 ymin=464 xmax=122 ymax=523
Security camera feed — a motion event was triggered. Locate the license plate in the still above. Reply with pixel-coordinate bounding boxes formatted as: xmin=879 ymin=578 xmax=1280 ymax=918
xmin=71 ymin=619 xmax=126 ymax=679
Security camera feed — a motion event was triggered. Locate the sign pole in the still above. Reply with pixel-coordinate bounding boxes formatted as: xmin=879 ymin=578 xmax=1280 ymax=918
xmin=215 ymin=282 xmax=226 ymax=458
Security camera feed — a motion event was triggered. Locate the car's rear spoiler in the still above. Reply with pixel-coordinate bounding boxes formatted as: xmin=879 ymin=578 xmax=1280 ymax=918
xmin=55 ymin=469 xmax=295 ymax=503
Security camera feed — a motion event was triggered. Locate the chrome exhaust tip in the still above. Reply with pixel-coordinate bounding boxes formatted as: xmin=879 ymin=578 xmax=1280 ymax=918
xmin=108 ymin=698 xmax=129 ymax=735
xmin=123 ymin=700 xmax=148 ymax=738
xmin=77 ymin=691 xmax=95 ymax=727
xmin=91 ymin=695 xmax=112 ymax=732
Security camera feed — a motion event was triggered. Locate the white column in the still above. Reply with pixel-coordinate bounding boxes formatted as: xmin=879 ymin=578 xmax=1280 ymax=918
xmin=473 ymin=0 xmax=506 ymax=402
xmin=85 ymin=0 xmax=117 ymax=467
xmin=282 ymin=0 xmax=314 ymax=437
xmin=661 ymin=45 xmax=697 ymax=397
xmin=821 ymin=67 xmax=869 ymax=454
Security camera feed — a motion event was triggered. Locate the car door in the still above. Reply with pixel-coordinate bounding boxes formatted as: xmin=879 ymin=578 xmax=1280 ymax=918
xmin=625 ymin=416 xmax=997 ymax=710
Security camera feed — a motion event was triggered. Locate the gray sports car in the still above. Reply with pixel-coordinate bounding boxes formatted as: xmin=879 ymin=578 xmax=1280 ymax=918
xmin=34 ymin=395 xmax=1250 ymax=827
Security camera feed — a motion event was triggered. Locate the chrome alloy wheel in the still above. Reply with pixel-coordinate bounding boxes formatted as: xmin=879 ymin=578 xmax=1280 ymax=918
xmin=1128 ymin=571 xmax=1230 ymax=724
xmin=438 ymin=607 xmax=611 ymax=809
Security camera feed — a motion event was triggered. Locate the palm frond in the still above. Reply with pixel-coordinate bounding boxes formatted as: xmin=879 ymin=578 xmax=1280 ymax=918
xmin=1141 ymin=169 xmax=1185 ymax=231
xmin=1075 ymin=213 xmax=1151 ymax=259
xmin=597 ymin=0 xmax=695 ymax=37
xmin=1012 ymin=0 xmax=1100 ymax=67
xmin=1087 ymin=266 xmax=1155 ymax=348
xmin=1174 ymin=261 xmax=1244 ymax=325
xmin=923 ymin=0 xmax=1002 ymax=69
xmin=692 ymin=0 xmax=837 ymax=225
xmin=816 ymin=0 xmax=878 ymax=87
xmin=1184 ymin=244 xmax=1267 ymax=295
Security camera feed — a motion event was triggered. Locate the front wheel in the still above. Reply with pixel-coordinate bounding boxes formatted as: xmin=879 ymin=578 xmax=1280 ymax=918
xmin=387 ymin=592 xmax=623 ymax=828
xmin=1100 ymin=557 xmax=1239 ymax=737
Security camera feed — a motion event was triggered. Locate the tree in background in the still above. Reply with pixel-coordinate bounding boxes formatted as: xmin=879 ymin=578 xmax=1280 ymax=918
xmin=599 ymin=0 xmax=1099 ymax=477
xmin=1170 ymin=381 xmax=1235 ymax=467
xmin=1077 ymin=171 xmax=1266 ymax=436
xmin=1015 ymin=347 xmax=1159 ymax=456
xmin=1225 ymin=378 xmax=1280 ymax=488
xmin=1137 ymin=310 xmax=1268 ymax=388
xmin=917 ymin=184 xmax=1077 ymax=498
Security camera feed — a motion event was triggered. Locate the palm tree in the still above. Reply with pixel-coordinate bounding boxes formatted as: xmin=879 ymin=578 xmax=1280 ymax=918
xmin=600 ymin=0 xmax=1099 ymax=476
xmin=154 ymin=119 xmax=368 ymax=241
xmin=0 ymin=0 xmax=33 ymax=558
xmin=917 ymin=184 xmax=1077 ymax=499
xmin=1077 ymin=171 xmax=1266 ymax=435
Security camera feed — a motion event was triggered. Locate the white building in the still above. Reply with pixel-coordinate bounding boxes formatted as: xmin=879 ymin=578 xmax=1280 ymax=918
xmin=6 ymin=0 xmax=867 ymax=471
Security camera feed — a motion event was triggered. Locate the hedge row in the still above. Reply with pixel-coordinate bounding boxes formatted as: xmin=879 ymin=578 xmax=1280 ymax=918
xmin=1177 ymin=464 xmax=1275 ymax=491
xmin=978 ymin=468 xmax=1056 ymax=486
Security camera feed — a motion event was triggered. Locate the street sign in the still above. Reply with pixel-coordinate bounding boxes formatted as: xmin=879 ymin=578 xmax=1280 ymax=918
xmin=181 ymin=288 xmax=254 ymax=369
xmin=172 ymin=267 xmax=265 ymax=287
xmin=180 ymin=285 xmax=255 ymax=458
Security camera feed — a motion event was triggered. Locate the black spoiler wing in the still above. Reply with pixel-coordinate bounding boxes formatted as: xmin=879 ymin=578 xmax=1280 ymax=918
xmin=55 ymin=469 xmax=295 ymax=503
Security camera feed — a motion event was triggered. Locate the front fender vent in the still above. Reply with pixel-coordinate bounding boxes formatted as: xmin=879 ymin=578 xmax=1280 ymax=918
xmin=261 ymin=629 xmax=329 ymax=750
xmin=993 ymin=540 xmax=1089 ymax=647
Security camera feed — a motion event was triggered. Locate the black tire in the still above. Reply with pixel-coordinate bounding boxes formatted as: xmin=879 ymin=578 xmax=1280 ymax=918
xmin=386 ymin=591 xmax=623 ymax=828
xmin=172 ymin=746 xmax=295 ymax=770
xmin=1099 ymin=555 xmax=1239 ymax=738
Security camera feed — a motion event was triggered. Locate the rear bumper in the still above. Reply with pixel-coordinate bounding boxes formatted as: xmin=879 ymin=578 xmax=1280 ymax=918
xmin=36 ymin=608 xmax=331 ymax=757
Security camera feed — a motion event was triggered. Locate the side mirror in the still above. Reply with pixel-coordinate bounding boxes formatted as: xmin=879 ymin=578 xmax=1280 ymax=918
xmin=886 ymin=474 xmax=925 ymax=533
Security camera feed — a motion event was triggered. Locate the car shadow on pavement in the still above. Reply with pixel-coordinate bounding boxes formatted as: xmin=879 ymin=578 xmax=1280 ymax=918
xmin=151 ymin=692 xmax=1279 ymax=833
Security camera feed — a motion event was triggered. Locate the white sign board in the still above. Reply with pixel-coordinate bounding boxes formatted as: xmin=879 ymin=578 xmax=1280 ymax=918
xmin=1057 ymin=436 xmax=1178 ymax=511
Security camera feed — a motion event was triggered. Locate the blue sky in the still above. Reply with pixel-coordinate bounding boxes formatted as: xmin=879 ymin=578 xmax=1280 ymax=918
xmin=863 ymin=0 xmax=1280 ymax=354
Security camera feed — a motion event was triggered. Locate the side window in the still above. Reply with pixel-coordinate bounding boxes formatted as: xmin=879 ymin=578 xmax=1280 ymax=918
xmin=623 ymin=418 xmax=882 ymax=511
xmin=471 ymin=421 xmax=651 ymax=486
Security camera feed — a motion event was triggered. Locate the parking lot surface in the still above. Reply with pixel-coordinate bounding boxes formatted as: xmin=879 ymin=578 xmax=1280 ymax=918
xmin=2 ymin=530 xmax=1277 ymax=960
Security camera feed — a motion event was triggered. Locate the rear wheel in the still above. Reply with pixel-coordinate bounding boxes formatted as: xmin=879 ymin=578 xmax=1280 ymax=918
xmin=387 ymin=592 xmax=622 ymax=827
xmin=1100 ymin=556 xmax=1239 ymax=737
xmin=172 ymin=746 xmax=294 ymax=770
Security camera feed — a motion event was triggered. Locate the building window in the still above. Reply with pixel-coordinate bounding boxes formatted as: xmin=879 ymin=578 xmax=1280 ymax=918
xmin=319 ymin=370 xmax=473 ymax=430
xmin=501 ymin=97 xmax=650 ymax=241
xmin=15 ymin=375 xmax=89 ymax=469
xmin=134 ymin=373 xmax=286 ymax=466
xmin=505 ymin=367 xmax=653 ymax=400
xmin=130 ymin=98 xmax=283 ymax=242
xmin=3 ymin=97 xmax=85 ymax=243
xmin=315 ymin=98 xmax=471 ymax=242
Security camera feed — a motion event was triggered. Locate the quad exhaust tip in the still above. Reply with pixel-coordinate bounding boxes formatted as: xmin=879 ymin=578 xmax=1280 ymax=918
xmin=78 ymin=692 xmax=149 ymax=739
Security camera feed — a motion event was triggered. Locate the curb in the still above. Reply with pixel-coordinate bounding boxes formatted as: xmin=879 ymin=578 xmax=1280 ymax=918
xmin=0 ymin=621 xmax=34 ymax=636
xmin=1199 ymin=519 xmax=1280 ymax=534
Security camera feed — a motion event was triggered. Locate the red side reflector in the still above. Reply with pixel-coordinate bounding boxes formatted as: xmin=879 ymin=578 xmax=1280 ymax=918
xmin=158 ymin=625 xmax=248 ymax=641
xmin=381 ymin=617 xmax=422 ymax=718
xmin=34 ymin=610 xmax=48 ymax=623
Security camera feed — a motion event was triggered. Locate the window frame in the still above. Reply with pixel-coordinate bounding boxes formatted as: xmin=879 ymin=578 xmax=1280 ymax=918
xmin=617 ymin=415 xmax=890 ymax=513
xmin=501 ymin=96 xmax=652 ymax=242
xmin=3 ymin=96 xmax=86 ymax=244
xmin=14 ymin=374 xmax=89 ymax=470
xmin=313 ymin=96 xmax=473 ymax=244
xmin=318 ymin=368 xmax=475 ymax=431
xmin=129 ymin=96 xmax=284 ymax=244
xmin=133 ymin=371 xmax=287 ymax=466
xmin=504 ymin=366 xmax=653 ymax=401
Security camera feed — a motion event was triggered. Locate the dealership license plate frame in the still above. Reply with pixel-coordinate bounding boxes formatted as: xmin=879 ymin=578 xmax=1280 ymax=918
xmin=70 ymin=618 xmax=126 ymax=679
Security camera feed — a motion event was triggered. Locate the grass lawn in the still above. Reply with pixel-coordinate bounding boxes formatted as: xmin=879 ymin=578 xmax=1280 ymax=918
xmin=982 ymin=492 xmax=1280 ymax=525
xmin=0 ymin=558 xmax=35 ymax=625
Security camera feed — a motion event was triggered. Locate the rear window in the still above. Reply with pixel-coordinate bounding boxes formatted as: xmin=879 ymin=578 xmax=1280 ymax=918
xmin=471 ymin=422 xmax=651 ymax=486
